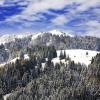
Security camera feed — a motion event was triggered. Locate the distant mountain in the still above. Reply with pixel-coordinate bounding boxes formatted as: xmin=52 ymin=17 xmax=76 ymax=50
xmin=0 ymin=30 xmax=73 ymax=45
xmin=0 ymin=34 xmax=31 ymax=45
xmin=48 ymin=30 xmax=73 ymax=37
xmin=0 ymin=30 xmax=100 ymax=51
xmin=0 ymin=31 xmax=100 ymax=100
xmin=0 ymin=30 xmax=100 ymax=64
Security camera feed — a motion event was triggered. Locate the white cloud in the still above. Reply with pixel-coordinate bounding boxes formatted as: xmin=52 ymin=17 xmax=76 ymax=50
xmin=52 ymin=15 xmax=67 ymax=25
xmin=5 ymin=0 xmax=99 ymax=22
xmin=0 ymin=0 xmax=5 ymax=5
xmin=74 ymin=0 xmax=99 ymax=12
xmin=20 ymin=0 xmax=100 ymax=14
xmin=84 ymin=21 xmax=100 ymax=37
xmin=23 ymin=0 xmax=67 ymax=14
xmin=0 ymin=0 xmax=100 ymax=34
xmin=88 ymin=21 xmax=100 ymax=27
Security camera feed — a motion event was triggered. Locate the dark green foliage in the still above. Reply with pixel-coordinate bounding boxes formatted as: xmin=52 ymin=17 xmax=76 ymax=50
xmin=63 ymin=50 xmax=66 ymax=58
xmin=0 ymin=44 xmax=9 ymax=63
xmin=47 ymin=46 xmax=57 ymax=60
xmin=0 ymin=46 xmax=58 ymax=100
xmin=0 ymin=44 xmax=5 ymax=50
xmin=59 ymin=50 xmax=64 ymax=60
xmin=59 ymin=50 xmax=66 ymax=60
xmin=0 ymin=47 xmax=100 ymax=100
xmin=7 ymin=58 xmax=100 ymax=100
xmin=1 ymin=35 xmax=100 ymax=64
xmin=86 ymin=52 xmax=88 ymax=55
xmin=89 ymin=53 xmax=100 ymax=81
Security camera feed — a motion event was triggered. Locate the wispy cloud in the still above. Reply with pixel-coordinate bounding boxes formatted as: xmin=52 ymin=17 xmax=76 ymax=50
xmin=84 ymin=20 xmax=100 ymax=37
xmin=52 ymin=15 xmax=67 ymax=25
xmin=0 ymin=0 xmax=100 ymax=36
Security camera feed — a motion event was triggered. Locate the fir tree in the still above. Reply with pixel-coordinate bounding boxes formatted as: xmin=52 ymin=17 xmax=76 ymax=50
xmin=63 ymin=50 xmax=66 ymax=59
xmin=59 ymin=50 xmax=64 ymax=60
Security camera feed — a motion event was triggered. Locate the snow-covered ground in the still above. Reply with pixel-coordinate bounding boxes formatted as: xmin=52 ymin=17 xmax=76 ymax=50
xmin=0 ymin=49 xmax=99 ymax=68
xmin=32 ymin=32 xmax=43 ymax=40
xmin=0 ymin=57 xmax=19 ymax=68
xmin=52 ymin=49 xmax=99 ymax=66
xmin=24 ymin=54 xmax=30 ymax=60
xmin=3 ymin=93 xmax=12 ymax=100
xmin=0 ymin=54 xmax=30 ymax=68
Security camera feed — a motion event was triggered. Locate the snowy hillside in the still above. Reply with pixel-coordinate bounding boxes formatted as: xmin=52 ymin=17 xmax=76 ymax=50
xmin=0 ymin=54 xmax=30 ymax=68
xmin=49 ymin=30 xmax=73 ymax=37
xmin=0 ymin=34 xmax=31 ymax=44
xmin=32 ymin=32 xmax=43 ymax=40
xmin=0 ymin=57 xmax=20 ymax=68
xmin=52 ymin=49 xmax=99 ymax=66
xmin=0 ymin=34 xmax=16 ymax=44
xmin=0 ymin=49 xmax=99 ymax=68
xmin=0 ymin=30 xmax=72 ymax=44
xmin=32 ymin=30 xmax=74 ymax=41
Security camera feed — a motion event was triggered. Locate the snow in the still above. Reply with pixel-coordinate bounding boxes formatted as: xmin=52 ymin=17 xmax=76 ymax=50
xmin=0 ymin=63 xmax=6 ymax=68
xmin=49 ymin=30 xmax=65 ymax=36
xmin=0 ymin=34 xmax=16 ymax=44
xmin=49 ymin=30 xmax=74 ymax=37
xmin=10 ymin=57 xmax=20 ymax=63
xmin=0 ymin=54 xmax=30 ymax=68
xmin=31 ymin=30 xmax=74 ymax=41
xmin=3 ymin=93 xmax=12 ymax=100
xmin=24 ymin=54 xmax=30 ymax=60
xmin=32 ymin=32 xmax=43 ymax=40
xmin=0 ymin=30 xmax=74 ymax=44
xmin=52 ymin=49 xmax=99 ymax=66
xmin=42 ymin=63 xmax=46 ymax=70
xmin=0 ymin=57 xmax=19 ymax=68
xmin=52 ymin=58 xmax=68 ymax=66
xmin=17 ymin=34 xmax=30 ymax=39
xmin=0 ymin=34 xmax=31 ymax=44
xmin=0 ymin=49 xmax=99 ymax=68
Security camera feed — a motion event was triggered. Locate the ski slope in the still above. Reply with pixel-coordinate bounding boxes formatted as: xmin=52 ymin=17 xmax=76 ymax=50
xmin=52 ymin=49 xmax=99 ymax=66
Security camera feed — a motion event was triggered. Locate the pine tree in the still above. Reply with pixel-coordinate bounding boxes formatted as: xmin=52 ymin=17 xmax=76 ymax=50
xmin=48 ymin=51 xmax=51 ymax=61
xmin=59 ymin=50 xmax=64 ymax=60
xmin=19 ymin=51 xmax=24 ymax=59
xmin=63 ymin=50 xmax=66 ymax=59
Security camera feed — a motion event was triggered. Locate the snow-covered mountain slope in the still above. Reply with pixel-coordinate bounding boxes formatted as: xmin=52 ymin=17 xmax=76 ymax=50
xmin=0 ymin=49 xmax=99 ymax=68
xmin=32 ymin=32 xmax=43 ymax=40
xmin=0 ymin=34 xmax=16 ymax=44
xmin=0 ymin=57 xmax=19 ymax=68
xmin=0 ymin=30 xmax=72 ymax=45
xmin=31 ymin=30 xmax=74 ymax=41
xmin=0 ymin=54 xmax=30 ymax=68
xmin=0 ymin=34 xmax=29 ymax=44
xmin=49 ymin=30 xmax=73 ymax=37
xmin=52 ymin=49 xmax=99 ymax=66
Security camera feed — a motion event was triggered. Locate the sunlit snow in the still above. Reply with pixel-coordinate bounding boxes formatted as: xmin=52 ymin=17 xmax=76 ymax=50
xmin=52 ymin=49 xmax=99 ymax=66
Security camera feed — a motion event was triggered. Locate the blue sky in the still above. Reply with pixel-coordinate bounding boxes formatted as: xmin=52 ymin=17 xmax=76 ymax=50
xmin=0 ymin=0 xmax=100 ymax=36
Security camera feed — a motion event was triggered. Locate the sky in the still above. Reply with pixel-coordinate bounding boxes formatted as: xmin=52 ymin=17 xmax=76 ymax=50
xmin=0 ymin=0 xmax=100 ymax=36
